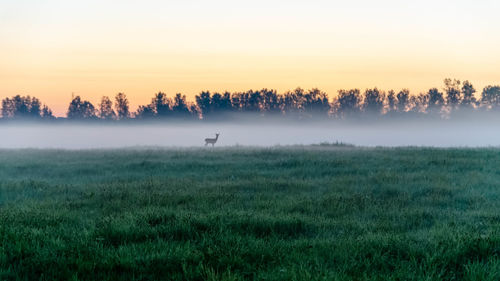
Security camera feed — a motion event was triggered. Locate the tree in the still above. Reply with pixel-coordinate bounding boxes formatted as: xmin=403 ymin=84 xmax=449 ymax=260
xmin=67 ymin=96 xmax=96 ymax=119
xmin=281 ymin=88 xmax=306 ymax=118
xmin=426 ymin=88 xmax=444 ymax=114
xmin=461 ymin=80 xmax=477 ymax=109
xmin=1 ymin=95 xmax=42 ymax=119
xmin=151 ymin=92 xmax=172 ymax=118
xmin=303 ymin=88 xmax=330 ymax=118
xmin=98 ymin=96 xmax=115 ymax=120
xmin=189 ymin=104 xmax=200 ymax=119
xmin=481 ymin=85 xmax=500 ymax=110
xmin=408 ymin=92 xmax=429 ymax=114
xmin=210 ymin=93 xmax=224 ymax=114
xmin=135 ymin=104 xmax=155 ymax=119
xmin=333 ymin=89 xmax=361 ymax=118
xmin=281 ymin=91 xmax=298 ymax=118
xmin=195 ymin=91 xmax=211 ymax=118
xmin=444 ymin=78 xmax=461 ymax=110
xmin=172 ymin=93 xmax=191 ymax=118
xmin=260 ymin=89 xmax=281 ymax=115
xmin=196 ymin=91 xmax=234 ymax=119
xmin=362 ymin=88 xmax=385 ymax=116
xmin=41 ymin=105 xmax=55 ymax=119
xmin=237 ymin=90 xmax=262 ymax=113
xmin=115 ymin=93 xmax=130 ymax=120
xmin=220 ymin=92 xmax=234 ymax=113
xmin=386 ymin=90 xmax=396 ymax=114
xmin=396 ymin=89 xmax=410 ymax=113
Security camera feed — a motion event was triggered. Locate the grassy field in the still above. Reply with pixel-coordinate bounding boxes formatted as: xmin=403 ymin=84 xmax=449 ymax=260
xmin=1 ymin=146 xmax=500 ymax=280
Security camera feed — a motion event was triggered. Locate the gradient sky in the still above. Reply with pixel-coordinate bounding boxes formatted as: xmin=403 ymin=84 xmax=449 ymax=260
xmin=1 ymin=0 xmax=499 ymax=116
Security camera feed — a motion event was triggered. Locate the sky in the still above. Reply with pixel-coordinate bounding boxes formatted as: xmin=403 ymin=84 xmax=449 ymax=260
xmin=1 ymin=0 xmax=499 ymax=116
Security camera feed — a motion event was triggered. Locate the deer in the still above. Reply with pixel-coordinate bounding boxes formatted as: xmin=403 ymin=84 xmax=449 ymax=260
xmin=204 ymin=133 xmax=220 ymax=147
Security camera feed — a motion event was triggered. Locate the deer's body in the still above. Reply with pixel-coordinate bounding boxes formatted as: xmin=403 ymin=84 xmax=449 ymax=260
xmin=205 ymin=133 xmax=219 ymax=147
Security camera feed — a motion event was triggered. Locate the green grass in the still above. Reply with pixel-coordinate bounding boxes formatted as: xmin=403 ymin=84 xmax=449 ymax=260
xmin=1 ymin=146 xmax=500 ymax=280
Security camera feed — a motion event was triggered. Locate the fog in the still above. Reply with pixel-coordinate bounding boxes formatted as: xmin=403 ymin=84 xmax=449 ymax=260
xmin=1 ymin=119 xmax=500 ymax=149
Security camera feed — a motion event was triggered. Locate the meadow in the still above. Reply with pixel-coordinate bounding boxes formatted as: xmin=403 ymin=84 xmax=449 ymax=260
xmin=1 ymin=146 xmax=500 ymax=280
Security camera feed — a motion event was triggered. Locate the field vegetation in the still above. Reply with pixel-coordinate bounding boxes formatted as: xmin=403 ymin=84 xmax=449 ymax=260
xmin=1 ymin=147 xmax=500 ymax=280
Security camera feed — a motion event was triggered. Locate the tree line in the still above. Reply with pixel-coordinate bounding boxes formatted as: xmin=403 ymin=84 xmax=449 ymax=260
xmin=2 ymin=79 xmax=500 ymax=121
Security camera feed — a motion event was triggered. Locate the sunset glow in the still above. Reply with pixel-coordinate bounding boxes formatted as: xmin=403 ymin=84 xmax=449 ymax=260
xmin=1 ymin=0 xmax=499 ymax=116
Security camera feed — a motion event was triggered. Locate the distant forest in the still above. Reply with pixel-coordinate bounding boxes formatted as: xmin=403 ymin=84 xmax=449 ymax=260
xmin=2 ymin=79 xmax=500 ymax=121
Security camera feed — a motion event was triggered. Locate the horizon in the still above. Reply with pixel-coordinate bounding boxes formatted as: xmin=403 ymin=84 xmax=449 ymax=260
xmin=0 ymin=82 xmax=494 ymax=117
xmin=2 ymin=0 xmax=500 ymax=116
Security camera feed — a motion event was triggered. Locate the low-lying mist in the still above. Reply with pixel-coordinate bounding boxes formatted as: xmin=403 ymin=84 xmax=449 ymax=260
xmin=1 ymin=117 xmax=500 ymax=149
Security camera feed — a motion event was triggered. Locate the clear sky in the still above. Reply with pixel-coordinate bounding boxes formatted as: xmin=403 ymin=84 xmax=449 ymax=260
xmin=1 ymin=0 xmax=499 ymax=116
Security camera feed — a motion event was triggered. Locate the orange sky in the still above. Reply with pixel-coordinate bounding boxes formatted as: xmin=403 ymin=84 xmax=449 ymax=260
xmin=1 ymin=0 xmax=499 ymax=116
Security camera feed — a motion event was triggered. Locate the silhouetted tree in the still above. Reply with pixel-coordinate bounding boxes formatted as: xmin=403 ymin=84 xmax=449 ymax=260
xmin=41 ymin=105 xmax=54 ymax=119
xmin=98 ymin=96 xmax=115 ymax=120
xmin=7 ymin=81 xmax=494 ymax=122
xmin=426 ymin=88 xmax=444 ymax=114
xmin=151 ymin=92 xmax=172 ymax=118
xmin=215 ymin=90 xmax=264 ymax=117
xmin=333 ymin=89 xmax=361 ymax=118
xmin=195 ymin=91 xmax=212 ymax=118
xmin=135 ymin=104 xmax=156 ymax=119
xmin=481 ymin=85 xmax=500 ymax=110
xmin=189 ymin=104 xmax=200 ymax=119
xmin=408 ymin=93 xmax=428 ymax=114
xmin=115 ymin=93 xmax=130 ymax=120
xmin=260 ymin=89 xmax=281 ymax=116
xmin=396 ymin=89 xmax=411 ymax=113
xmin=444 ymin=78 xmax=462 ymax=110
xmin=210 ymin=93 xmax=224 ymax=114
xmin=362 ymin=88 xmax=385 ymax=116
xmin=240 ymin=90 xmax=262 ymax=113
xmin=30 ymin=98 xmax=41 ymax=118
xmin=1 ymin=95 xmax=42 ymax=119
xmin=303 ymin=88 xmax=330 ymax=118
xmin=386 ymin=90 xmax=396 ymax=114
xmin=172 ymin=93 xmax=192 ymax=119
xmin=67 ymin=96 xmax=96 ymax=119
xmin=229 ymin=92 xmax=240 ymax=112
xmin=281 ymin=88 xmax=306 ymax=118
xmin=219 ymin=92 xmax=234 ymax=113
xmin=196 ymin=91 xmax=234 ymax=119
xmin=460 ymin=80 xmax=477 ymax=109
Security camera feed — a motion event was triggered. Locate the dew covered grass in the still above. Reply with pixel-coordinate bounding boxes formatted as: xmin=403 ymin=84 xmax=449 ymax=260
xmin=1 ymin=146 xmax=500 ymax=280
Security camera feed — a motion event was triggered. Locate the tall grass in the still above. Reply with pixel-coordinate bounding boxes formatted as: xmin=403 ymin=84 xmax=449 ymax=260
xmin=1 ymin=147 xmax=500 ymax=280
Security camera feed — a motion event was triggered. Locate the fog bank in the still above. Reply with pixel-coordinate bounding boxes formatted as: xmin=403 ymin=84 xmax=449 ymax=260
xmin=0 ymin=119 xmax=499 ymax=149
